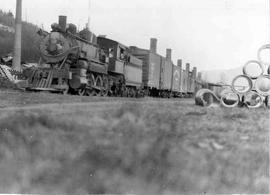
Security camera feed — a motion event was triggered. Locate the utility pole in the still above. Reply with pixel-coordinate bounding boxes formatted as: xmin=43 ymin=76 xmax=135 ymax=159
xmin=268 ymin=0 xmax=270 ymax=65
xmin=12 ymin=0 xmax=22 ymax=71
xmin=87 ymin=0 xmax=91 ymax=30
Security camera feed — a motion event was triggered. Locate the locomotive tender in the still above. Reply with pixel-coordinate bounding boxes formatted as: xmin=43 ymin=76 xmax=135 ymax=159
xmin=26 ymin=15 xmax=199 ymax=97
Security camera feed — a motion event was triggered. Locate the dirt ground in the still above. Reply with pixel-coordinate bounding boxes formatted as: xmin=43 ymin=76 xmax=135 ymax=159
xmin=0 ymin=89 xmax=269 ymax=194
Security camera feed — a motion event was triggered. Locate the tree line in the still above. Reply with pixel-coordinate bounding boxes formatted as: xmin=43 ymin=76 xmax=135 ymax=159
xmin=0 ymin=10 xmax=41 ymax=63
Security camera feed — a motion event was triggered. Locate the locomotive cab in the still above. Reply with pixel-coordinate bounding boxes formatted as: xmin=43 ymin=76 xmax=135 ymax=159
xmin=97 ymin=37 xmax=135 ymax=74
xmin=97 ymin=37 xmax=143 ymax=97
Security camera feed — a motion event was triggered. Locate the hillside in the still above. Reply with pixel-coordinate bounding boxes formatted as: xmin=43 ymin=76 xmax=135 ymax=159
xmin=0 ymin=10 xmax=41 ymax=63
xmin=199 ymin=67 xmax=243 ymax=85
xmin=199 ymin=64 xmax=269 ymax=85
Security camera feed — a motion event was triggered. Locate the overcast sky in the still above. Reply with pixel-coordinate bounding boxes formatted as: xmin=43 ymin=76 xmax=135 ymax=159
xmin=1 ymin=0 xmax=269 ymax=71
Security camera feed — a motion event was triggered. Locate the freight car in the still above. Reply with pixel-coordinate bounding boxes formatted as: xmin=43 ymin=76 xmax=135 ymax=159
xmin=129 ymin=38 xmax=197 ymax=97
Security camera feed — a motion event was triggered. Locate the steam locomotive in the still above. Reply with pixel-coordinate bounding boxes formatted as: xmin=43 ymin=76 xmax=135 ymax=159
xmin=26 ymin=16 xmax=200 ymax=97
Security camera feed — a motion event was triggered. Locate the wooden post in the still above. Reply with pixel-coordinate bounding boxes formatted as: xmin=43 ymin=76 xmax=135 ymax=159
xmin=198 ymin=72 xmax=202 ymax=81
xmin=186 ymin=63 xmax=190 ymax=92
xmin=192 ymin=67 xmax=197 ymax=93
xmin=166 ymin=48 xmax=172 ymax=61
xmin=186 ymin=63 xmax=190 ymax=74
xmin=269 ymin=0 xmax=270 ymax=63
xmin=177 ymin=59 xmax=182 ymax=68
xmin=12 ymin=0 xmax=22 ymax=71
xmin=192 ymin=67 xmax=197 ymax=79
xmin=177 ymin=59 xmax=182 ymax=91
xmin=150 ymin=38 xmax=157 ymax=53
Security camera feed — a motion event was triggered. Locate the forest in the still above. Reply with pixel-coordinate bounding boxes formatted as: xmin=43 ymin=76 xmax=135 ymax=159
xmin=0 ymin=10 xmax=41 ymax=63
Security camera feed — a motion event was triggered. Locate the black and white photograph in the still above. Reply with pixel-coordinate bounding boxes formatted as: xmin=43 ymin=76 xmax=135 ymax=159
xmin=0 ymin=0 xmax=269 ymax=194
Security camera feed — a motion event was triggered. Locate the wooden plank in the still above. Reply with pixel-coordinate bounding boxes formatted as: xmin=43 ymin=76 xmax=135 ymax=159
xmin=45 ymin=70 xmax=53 ymax=88
xmin=32 ymin=74 xmax=39 ymax=87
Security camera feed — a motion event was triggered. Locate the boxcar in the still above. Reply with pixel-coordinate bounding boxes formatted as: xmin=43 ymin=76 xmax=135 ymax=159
xmin=129 ymin=46 xmax=162 ymax=96
xmin=125 ymin=55 xmax=143 ymax=86
xmin=172 ymin=65 xmax=181 ymax=95
xmin=190 ymin=67 xmax=197 ymax=94
xmin=181 ymin=69 xmax=187 ymax=94
xmin=160 ymin=51 xmax=173 ymax=91
xmin=186 ymin=64 xmax=197 ymax=94
xmin=130 ymin=39 xmax=176 ymax=97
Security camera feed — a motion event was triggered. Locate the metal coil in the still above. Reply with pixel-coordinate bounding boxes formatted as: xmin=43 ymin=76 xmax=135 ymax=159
xmin=220 ymin=90 xmax=240 ymax=108
xmin=231 ymin=75 xmax=253 ymax=95
xmin=254 ymin=75 xmax=270 ymax=96
xmin=242 ymin=60 xmax=264 ymax=79
xmin=195 ymin=89 xmax=220 ymax=107
xmin=243 ymin=91 xmax=264 ymax=109
xmin=265 ymin=96 xmax=270 ymax=108
xmin=257 ymin=44 xmax=270 ymax=66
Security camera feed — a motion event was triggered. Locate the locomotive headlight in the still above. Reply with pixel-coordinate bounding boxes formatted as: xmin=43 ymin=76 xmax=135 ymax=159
xmin=47 ymin=32 xmax=64 ymax=55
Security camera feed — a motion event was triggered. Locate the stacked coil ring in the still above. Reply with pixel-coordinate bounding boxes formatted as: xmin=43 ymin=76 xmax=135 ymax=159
xmin=220 ymin=91 xmax=240 ymax=108
xmin=254 ymin=75 xmax=270 ymax=96
xmin=242 ymin=60 xmax=264 ymax=79
xmin=231 ymin=75 xmax=253 ymax=95
xmin=257 ymin=44 xmax=270 ymax=66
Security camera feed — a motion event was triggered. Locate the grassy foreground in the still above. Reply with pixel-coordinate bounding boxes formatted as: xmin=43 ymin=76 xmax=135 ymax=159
xmin=0 ymin=90 xmax=269 ymax=194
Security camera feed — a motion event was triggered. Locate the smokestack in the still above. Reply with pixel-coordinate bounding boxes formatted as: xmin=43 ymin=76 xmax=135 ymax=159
xmin=12 ymin=0 xmax=22 ymax=71
xmin=150 ymin=38 xmax=157 ymax=53
xmin=166 ymin=49 xmax=172 ymax=61
xmin=59 ymin=15 xmax=67 ymax=31
xmin=177 ymin=59 xmax=182 ymax=69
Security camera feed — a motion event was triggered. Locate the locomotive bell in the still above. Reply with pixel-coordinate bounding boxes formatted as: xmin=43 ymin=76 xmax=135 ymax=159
xmin=67 ymin=23 xmax=77 ymax=34
xmin=51 ymin=23 xmax=61 ymax=32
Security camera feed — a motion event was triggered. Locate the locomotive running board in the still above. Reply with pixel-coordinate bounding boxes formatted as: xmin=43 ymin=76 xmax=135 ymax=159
xmin=86 ymin=86 xmax=101 ymax=91
xmin=26 ymin=88 xmax=59 ymax=92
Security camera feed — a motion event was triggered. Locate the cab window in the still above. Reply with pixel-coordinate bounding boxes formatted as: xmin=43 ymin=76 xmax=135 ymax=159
xmin=119 ymin=47 xmax=125 ymax=60
xmin=109 ymin=48 xmax=114 ymax=58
